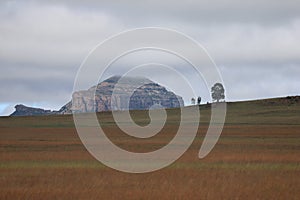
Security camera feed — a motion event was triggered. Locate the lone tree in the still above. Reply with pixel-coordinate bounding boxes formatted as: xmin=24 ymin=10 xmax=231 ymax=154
xmin=211 ymin=83 xmax=225 ymax=102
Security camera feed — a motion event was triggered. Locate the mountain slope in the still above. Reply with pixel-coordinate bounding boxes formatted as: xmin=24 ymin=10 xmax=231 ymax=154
xmin=60 ymin=76 xmax=184 ymax=114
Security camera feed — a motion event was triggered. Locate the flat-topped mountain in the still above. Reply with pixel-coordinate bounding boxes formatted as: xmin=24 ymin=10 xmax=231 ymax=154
xmin=10 ymin=76 xmax=184 ymax=116
xmin=60 ymin=76 xmax=184 ymax=114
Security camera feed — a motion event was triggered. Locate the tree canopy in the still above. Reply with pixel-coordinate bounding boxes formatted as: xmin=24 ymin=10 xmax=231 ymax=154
xmin=211 ymin=83 xmax=225 ymax=102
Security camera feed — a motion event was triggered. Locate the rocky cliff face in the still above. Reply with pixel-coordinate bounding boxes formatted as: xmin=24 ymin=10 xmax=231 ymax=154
xmin=60 ymin=76 xmax=184 ymax=114
xmin=10 ymin=104 xmax=58 ymax=116
xmin=129 ymin=83 xmax=183 ymax=110
xmin=10 ymin=76 xmax=184 ymax=116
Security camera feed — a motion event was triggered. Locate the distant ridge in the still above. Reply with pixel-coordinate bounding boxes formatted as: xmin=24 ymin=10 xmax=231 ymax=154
xmin=9 ymin=95 xmax=300 ymax=117
xmin=10 ymin=104 xmax=58 ymax=116
xmin=226 ymin=95 xmax=300 ymax=105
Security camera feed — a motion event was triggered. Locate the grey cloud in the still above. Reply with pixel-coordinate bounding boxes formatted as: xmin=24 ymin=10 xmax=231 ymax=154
xmin=220 ymin=64 xmax=300 ymax=101
xmin=0 ymin=72 xmax=73 ymax=102
xmin=0 ymin=0 xmax=299 ymax=115
xmin=35 ymin=0 xmax=300 ymax=25
xmin=0 ymin=2 xmax=124 ymax=66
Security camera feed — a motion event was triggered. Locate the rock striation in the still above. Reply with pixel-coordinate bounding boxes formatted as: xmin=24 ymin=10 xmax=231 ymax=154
xmin=61 ymin=76 xmax=184 ymax=113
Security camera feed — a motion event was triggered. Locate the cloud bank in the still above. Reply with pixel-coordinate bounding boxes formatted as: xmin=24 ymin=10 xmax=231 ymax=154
xmin=0 ymin=0 xmax=299 ymax=115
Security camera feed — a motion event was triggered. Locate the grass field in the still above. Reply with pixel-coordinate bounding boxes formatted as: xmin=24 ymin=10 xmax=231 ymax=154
xmin=0 ymin=97 xmax=300 ymax=199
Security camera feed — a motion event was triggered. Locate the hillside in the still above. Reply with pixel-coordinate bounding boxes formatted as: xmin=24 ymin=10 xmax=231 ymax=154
xmin=1 ymin=95 xmax=299 ymax=200
xmin=2 ymin=96 xmax=300 ymax=127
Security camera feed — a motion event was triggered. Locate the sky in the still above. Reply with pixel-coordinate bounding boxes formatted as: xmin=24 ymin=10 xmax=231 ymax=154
xmin=0 ymin=0 xmax=300 ymax=115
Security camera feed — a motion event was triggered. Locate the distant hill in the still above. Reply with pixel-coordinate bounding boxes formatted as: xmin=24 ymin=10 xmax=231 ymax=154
xmin=10 ymin=76 xmax=184 ymax=116
xmin=10 ymin=104 xmax=58 ymax=116
xmin=5 ymin=95 xmax=300 ymax=126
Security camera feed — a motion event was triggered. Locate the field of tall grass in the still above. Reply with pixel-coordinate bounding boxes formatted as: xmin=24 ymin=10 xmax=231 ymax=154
xmin=1 ymin=97 xmax=299 ymax=199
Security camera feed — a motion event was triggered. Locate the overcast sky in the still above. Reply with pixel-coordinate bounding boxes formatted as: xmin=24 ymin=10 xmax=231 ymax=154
xmin=0 ymin=0 xmax=300 ymax=115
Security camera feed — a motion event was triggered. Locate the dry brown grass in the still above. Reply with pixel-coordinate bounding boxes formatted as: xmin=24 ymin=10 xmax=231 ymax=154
xmin=1 ymin=100 xmax=300 ymax=199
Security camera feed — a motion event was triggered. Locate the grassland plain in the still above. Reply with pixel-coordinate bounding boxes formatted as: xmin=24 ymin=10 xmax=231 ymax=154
xmin=0 ymin=97 xmax=300 ymax=199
